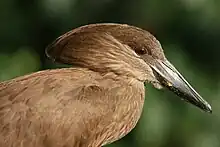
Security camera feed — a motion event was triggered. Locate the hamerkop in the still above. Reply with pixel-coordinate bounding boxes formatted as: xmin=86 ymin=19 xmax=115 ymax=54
xmin=0 ymin=23 xmax=212 ymax=147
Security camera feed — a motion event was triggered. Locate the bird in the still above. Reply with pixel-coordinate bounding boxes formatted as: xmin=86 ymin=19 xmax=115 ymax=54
xmin=0 ymin=23 xmax=212 ymax=147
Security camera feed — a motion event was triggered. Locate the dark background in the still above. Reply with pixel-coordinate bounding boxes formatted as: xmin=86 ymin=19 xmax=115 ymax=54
xmin=0 ymin=0 xmax=220 ymax=147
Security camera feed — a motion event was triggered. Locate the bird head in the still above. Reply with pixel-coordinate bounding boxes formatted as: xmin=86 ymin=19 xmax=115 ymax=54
xmin=46 ymin=23 xmax=212 ymax=113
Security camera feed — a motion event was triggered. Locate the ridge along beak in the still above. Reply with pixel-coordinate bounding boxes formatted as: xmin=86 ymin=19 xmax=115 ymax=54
xmin=150 ymin=59 xmax=212 ymax=113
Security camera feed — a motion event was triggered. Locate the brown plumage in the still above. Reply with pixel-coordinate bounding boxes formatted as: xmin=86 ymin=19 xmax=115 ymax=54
xmin=0 ymin=23 xmax=211 ymax=147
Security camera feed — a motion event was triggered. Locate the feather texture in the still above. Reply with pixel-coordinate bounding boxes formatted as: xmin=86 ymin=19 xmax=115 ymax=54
xmin=0 ymin=23 xmax=170 ymax=147
xmin=0 ymin=68 xmax=145 ymax=147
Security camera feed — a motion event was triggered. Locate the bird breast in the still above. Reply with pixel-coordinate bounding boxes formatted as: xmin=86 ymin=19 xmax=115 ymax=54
xmin=0 ymin=68 xmax=145 ymax=147
xmin=94 ymin=77 xmax=146 ymax=146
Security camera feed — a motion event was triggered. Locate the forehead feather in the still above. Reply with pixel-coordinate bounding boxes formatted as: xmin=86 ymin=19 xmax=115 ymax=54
xmin=46 ymin=23 xmax=165 ymax=61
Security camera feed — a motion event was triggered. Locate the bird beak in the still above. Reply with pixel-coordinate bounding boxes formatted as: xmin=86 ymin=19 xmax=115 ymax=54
xmin=150 ymin=59 xmax=212 ymax=113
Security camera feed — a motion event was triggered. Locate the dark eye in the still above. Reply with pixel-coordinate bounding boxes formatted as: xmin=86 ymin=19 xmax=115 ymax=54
xmin=136 ymin=48 xmax=147 ymax=55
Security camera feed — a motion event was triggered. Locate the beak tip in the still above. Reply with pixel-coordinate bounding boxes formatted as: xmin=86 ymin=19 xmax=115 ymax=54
xmin=203 ymin=103 xmax=212 ymax=113
xmin=207 ymin=109 xmax=212 ymax=114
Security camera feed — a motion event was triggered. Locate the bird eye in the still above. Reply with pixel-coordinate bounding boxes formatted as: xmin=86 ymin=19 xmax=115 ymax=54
xmin=136 ymin=48 xmax=147 ymax=55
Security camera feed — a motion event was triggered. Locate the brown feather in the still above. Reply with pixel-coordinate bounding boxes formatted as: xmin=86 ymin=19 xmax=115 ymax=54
xmin=46 ymin=23 xmax=165 ymax=64
xmin=0 ymin=23 xmax=166 ymax=147
xmin=0 ymin=68 xmax=145 ymax=147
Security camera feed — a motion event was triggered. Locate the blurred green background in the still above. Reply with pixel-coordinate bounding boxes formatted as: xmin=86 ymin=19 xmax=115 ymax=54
xmin=0 ymin=0 xmax=219 ymax=147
